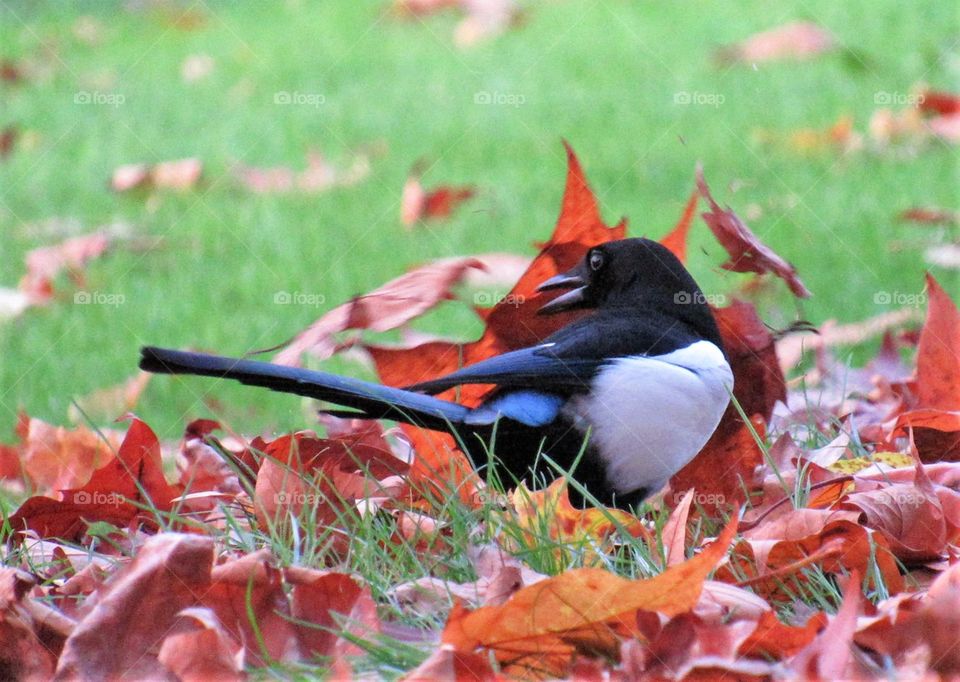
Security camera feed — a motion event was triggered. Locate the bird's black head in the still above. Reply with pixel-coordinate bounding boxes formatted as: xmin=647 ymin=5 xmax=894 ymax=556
xmin=536 ymin=238 xmax=724 ymax=346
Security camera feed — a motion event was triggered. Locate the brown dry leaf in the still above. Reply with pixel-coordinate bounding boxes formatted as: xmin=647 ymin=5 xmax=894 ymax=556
xmin=789 ymin=576 xmax=867 ymax=680
xmin=3 ymin=412 xmax=118 ymax=495
xmin=401 ymin=169 xmax=475 ymax=226
xmin=274 ymin=257 xmax=485 ymax=366
xmin=915 ymin=274 xmax=960 ymax=411
xmin=441 ymin=518 xmax=737 ymax=677
xmin=0 ymin=125 xmax=17 ymax=159
xmin=662 ymin=488 xmax=695 ymax=566
xmin=157 ymin=607 xmax=243 ymax=682
xmin=738 ymin=610 xmax=826 ymax=660
xmin=856 ymin=560 xmax=960 ymax=675
xmin=111 ymin=158 xmax=202 ymax=192
xmin=286 ymin=568 xmax=379 ymax=661
xmin=252 ymin=430 xmax=408 ymax=555
xmin=55 ymin=534 xmax=215 ymax=679
xmin=722 ymin=519 xmax=903 ymax=602
xmin=202 ymin=550 xmax=298 ymax=666
xmin=840 ymin=459 xmax=959 ymax=561
xmin=234 ymin=149 xmax=370 ymax=194
xmin=775 ymin=307 xmax=921 ymax=372
xmin=899 ymin=206 xmax=960 ymax=226
xmin=18 ymin=231 xmax=113 ymax=304
xmin=716 ymin=21 xmax=835 ymax=64
xmin=403 ymin=645 xmax=502 ymax=681
xmin=9 ymin=416 xmax=182 ymax=541
xmin=0 ymin=569 xmax=58 ymax=680
xmin=697 ymin=168 xmax=810 ymax=297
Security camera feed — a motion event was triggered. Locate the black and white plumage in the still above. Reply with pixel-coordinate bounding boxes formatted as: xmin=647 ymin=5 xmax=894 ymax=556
xmin=139 ymin=238 xmax=733 ymax=509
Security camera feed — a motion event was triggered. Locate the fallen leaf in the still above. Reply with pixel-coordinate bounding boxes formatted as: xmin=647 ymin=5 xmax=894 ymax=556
xmin=915 ymin=274 xmax=960 ymax=410
xmin=0 ymin=569 xmax=58 ymax=680
xmin=662 ymin=488 xmax=695 ymax=566
xmin=55 ymin=534 xmax=215 ymax=679
xmin=898 ymin=207 xmax=960 ymax=225
xmin=697 ymin=168 xmax=811 ymax=297
xmin=403 ymin=644 xmax=502 ymax=681
xmin=716 ymin=21 xmax=835 ymax=65
xmin=0 ymin=125 xmax=17 ymax=159
xmin=441 ymin=518 xmax=737 ymax=676
xmin=9 ymin=416 xmax=181 ymax=541
xmin=3 ymin=412 xmax=118 ymax=495
xmin=157 ymin=607 xmax=243 ymax=682
xmin=287 ymin=568 xmax=379 ymax=660
xmin=234 ymin=149 xmax=370 ymax=194
xmin=401 ymin=169 xmax=475 ymax=226
xmin=273 ymin=256 xmax=485 ymax=365
xmin=789 ymin=575 xmax=866 ymax=680
xmin=840 ymin=459 xmax=957 ymax=561
xmin=18 ymin=231 xmax=112 ymax=304
xmin=506 ymin=480 xmax=648 ymax=566
xmin=111 ymin=158 xmax=202 ymax=192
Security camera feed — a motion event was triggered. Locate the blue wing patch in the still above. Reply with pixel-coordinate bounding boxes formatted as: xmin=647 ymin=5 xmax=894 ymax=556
xmin=464 ymin=391 xmax=566 ymax=427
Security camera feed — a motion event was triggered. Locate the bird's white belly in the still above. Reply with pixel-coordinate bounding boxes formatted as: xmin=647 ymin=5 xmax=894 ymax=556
xmin=563 ymin=340 xmax=734 ymax=495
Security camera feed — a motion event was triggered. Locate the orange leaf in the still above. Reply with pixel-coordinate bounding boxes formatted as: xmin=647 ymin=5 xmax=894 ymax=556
xmin=738 ymin=610 xmax=827 ymax=659
xmin=441 ymin=517 xmax=737 ymax=676
xmin=658 ymin=187 xmax=699 ymax=263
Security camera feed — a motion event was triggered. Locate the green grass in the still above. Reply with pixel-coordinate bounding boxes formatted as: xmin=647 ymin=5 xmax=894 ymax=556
xmin=1 ymin=0 xmax=957 ymax=444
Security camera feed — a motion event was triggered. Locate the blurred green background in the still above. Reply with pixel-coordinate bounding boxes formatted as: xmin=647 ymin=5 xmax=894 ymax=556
xmin=1 ymin=0 xmax=957 ymax=442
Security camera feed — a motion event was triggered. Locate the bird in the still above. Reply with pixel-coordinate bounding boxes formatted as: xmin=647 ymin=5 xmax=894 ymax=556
xmin=139 ymin=238 xmax=733 ymax=509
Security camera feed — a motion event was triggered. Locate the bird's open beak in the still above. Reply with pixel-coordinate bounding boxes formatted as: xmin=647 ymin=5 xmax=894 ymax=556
xmin=536 ymin=268 xmax=588 ymax=315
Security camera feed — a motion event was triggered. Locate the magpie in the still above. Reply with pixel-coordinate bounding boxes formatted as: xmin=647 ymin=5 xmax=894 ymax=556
xmin=139 ymin=238 xmax=733 ymax=509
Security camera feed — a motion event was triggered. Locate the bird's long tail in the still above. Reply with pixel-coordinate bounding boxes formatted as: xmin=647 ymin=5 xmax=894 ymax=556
xmin=139 ymin=346 xmax=471 ymax=431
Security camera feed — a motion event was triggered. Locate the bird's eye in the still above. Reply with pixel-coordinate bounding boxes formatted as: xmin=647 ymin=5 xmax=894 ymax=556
xmin=588 ymin=251 xmax=604 ymax=272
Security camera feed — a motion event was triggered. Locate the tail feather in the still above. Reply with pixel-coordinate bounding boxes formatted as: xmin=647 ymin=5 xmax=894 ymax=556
xmin=139 ymin=346 xmax=470 ymax=431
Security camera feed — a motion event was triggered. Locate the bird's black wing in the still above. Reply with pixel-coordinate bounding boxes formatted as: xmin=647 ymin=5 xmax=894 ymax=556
xmin=406 ymin=309 xmax=704 ymax=396
xmin=405 ymin=344 xmax=601 ymax=395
